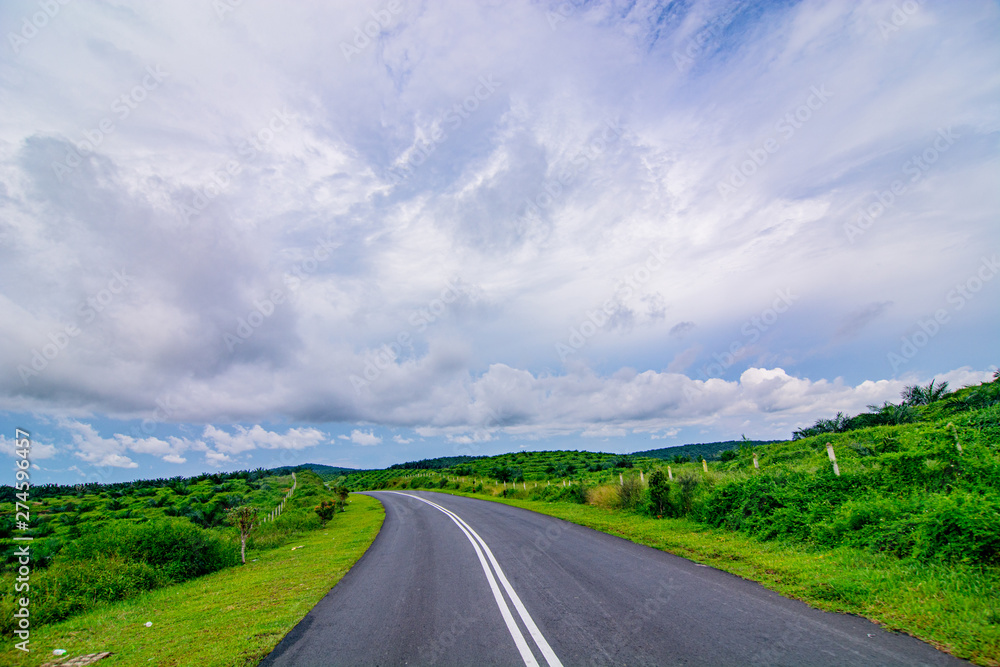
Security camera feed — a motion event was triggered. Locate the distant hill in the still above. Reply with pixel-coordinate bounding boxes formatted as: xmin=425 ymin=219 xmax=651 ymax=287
xmin=268 ymin=463 xmax=364 ymax=478
xmin=387 ymin=455 xmax=487 ymax=470
xmin=631 ymin=439 xmax=781 ymax=462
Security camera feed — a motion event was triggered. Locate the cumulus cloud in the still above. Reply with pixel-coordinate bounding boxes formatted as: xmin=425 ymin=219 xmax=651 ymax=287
xmin=0 ymin=1 xmax=996 ymax=475
xmin=0 ymin=434 xmax=58 ymax=460
xmin=341 ymin=430 xmax=382 ymax=447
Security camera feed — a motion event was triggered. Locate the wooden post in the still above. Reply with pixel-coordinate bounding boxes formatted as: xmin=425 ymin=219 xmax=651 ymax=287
xmin=619 ymin=473 xmax=624 ymax=485
xmin=826 ymin=443 xmax=840 ymax=476
xmin=753 ymin=453 xmax=759 ymax=469
xmin=640 ymin=470 xmax=644 ymax=483
xmin=702 ymin=459 xmax=708 ymax=473
xmin=667 ymin=465 xmax=673 ymax=481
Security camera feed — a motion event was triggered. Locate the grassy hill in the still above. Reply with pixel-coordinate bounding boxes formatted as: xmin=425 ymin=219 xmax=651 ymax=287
xmin=0 ymin=469 xmax=349 ymax=636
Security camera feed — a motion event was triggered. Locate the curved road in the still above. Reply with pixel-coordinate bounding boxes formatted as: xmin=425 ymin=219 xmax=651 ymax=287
xmin=261 ymin=490 xmax=966 ymax=666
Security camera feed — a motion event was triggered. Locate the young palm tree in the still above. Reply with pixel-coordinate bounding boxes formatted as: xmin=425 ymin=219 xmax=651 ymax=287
xmin=901 ymin=380 xmax=950 ymax=406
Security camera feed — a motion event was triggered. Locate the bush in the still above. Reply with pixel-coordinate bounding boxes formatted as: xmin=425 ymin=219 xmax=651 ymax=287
xmin=586 ymin=485 xmax=619 ymax=509
xmin=64 ymin=519 xmax=237 ymax=581
xmin=648 ymin=468 xmax=670 ymax=517
xmin=0 ymin=556 xmax=168 ymax=633
xmin=617 ymin=476 xmax=645 ymax=510
xmin=315 ymin=500 xmax=337 ymax=523
xmin=676 ymin=472 xmax=701 ymax=515
xmin=911 ymin=492 xmax=1000 ymax=565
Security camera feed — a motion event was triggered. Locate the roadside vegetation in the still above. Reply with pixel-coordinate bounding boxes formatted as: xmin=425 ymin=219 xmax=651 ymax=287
xmin=0 ymin=470 xmax=380 ymax=665
xmin=342 ymin=375 xmax=1000 ymax=665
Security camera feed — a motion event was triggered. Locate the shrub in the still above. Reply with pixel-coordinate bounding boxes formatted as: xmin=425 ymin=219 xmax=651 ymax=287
xmin=315 ymin=500 xmax=337 ymax=523
xmin=586 ymin=485 xmax=619 ymax=509
xmin=647 ymin=468 xmax=670 ymax=517
xmin=64 ymin=519 xmax=237 ymax=581
xmin=617 ymin=476 xmax=645 ymax=510
xmin=0 ymin=556 xmax=168 ymax=634
xmin=676 ymin=472 xmax=701 ymax=515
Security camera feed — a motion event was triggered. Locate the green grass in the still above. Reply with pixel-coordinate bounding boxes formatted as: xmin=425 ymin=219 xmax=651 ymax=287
xmin=432 ymin=490 xmax=1000 ymax=666
xmin=0 ymin=493 xmax=383 ymax=667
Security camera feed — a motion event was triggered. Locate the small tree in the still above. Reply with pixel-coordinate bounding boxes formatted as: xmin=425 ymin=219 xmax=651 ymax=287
xmin=648 ymin=468 xmax=670 ymax=517
xmin=332 ymin=484 xmax=350 ymax=512
xmin=901 ymin=380 xmax=950 ymax=406
xmin=226 ymin=505 xmax=259 ymax=565
xmin=315 ymin=500 xmax=337 ymax=523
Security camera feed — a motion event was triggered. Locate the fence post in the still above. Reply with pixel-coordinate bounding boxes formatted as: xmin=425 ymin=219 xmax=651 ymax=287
xmin=667 ymin=465 xmax=673 ymax=481
xmin=753 ymin=453 xmax=759 ymax=469
xmin=826 ymin=442 xmax=840 ymax=476
xmin=702 ymin=459 xmax=708 ymax=473
xmin=640 ymin=470 xmax=644 ymax=483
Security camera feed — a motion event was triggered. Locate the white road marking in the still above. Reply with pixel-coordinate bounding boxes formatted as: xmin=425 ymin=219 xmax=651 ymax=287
xmin=386 ymin=491 xmax=563 ymax=667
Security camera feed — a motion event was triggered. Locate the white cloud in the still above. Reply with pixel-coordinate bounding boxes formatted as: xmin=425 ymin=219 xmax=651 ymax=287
xmin=0 ymin=434 xmax=58 ymax=460
xmin=347 ymin=430 xmax=382 ymax=447
xmin=0 ymin=1 xmax=996 ymax=463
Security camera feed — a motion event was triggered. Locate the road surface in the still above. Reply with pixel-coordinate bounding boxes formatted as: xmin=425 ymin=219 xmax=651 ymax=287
xmin=261 ymin=490 xmax=967 ymax=666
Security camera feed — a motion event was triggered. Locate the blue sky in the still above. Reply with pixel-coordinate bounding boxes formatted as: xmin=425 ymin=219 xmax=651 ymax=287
xmin=1 ymin=0 xmax=997 ymax=485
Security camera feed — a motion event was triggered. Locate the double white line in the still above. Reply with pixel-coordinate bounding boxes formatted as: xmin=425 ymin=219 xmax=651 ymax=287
xmin=387 ymin=492 xmax=563 ymax=667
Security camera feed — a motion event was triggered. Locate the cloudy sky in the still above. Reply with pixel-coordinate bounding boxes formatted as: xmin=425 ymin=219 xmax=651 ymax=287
xmin=1 ymin=0 xmax=997 ymax=484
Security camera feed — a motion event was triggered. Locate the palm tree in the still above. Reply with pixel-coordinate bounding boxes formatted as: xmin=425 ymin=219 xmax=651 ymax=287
xmin=901 ymin=380 xmax=950 ymax=406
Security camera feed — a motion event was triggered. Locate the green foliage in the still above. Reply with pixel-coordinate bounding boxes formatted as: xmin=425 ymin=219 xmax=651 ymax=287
xmin=902 ymin=380 xmax=952 ymax=406
xmin=0 ymin=557 xmax=168 ymax=633
xmin=616 ymin=475 xmax=645 ymax=509
xmin=314 ymin=500 xmax=337 ymax=523
xmin=647 ymin=468 xmax=670 ymax=516
xmin=65 ymin=519 xmax=238 ymax=580
xmin=634 ymin=439 xmax=779 ymax=462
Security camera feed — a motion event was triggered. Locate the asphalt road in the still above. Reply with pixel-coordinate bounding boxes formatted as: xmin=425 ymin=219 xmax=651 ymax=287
xmin=260 ymin=490 xmax=968 ymax=666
